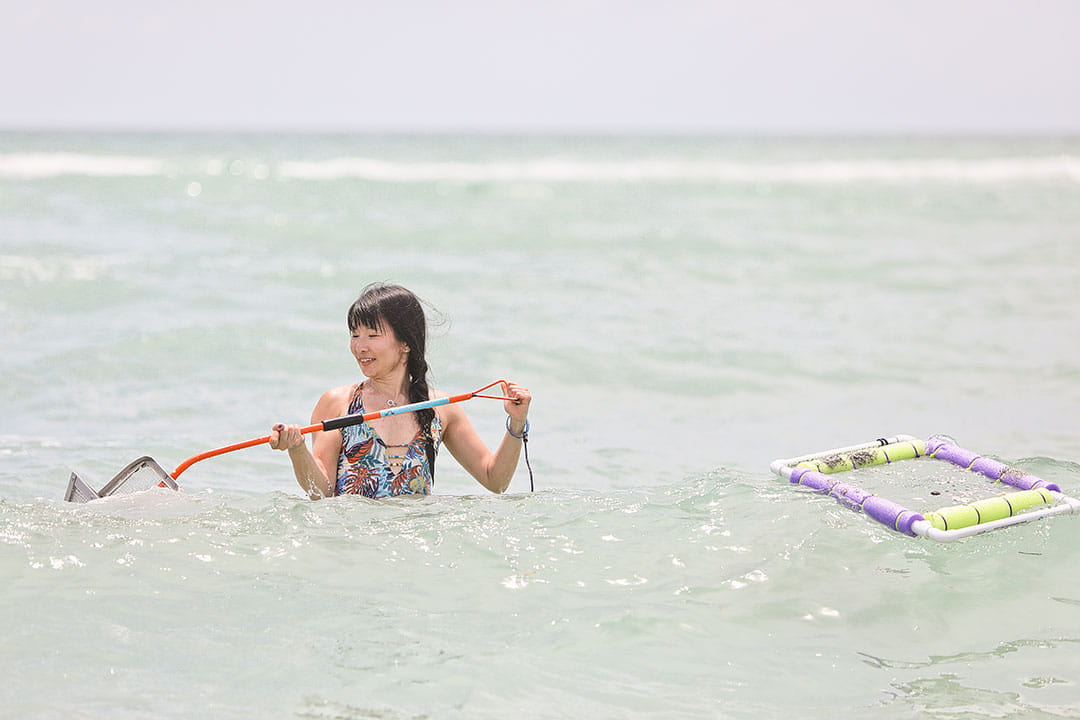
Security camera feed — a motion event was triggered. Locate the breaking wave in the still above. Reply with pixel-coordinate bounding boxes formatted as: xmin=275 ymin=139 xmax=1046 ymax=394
xmin=3 ymin=152 xmax=1079 ymax=184
xmin=275 ymin=155 xmax=1080 ymax=184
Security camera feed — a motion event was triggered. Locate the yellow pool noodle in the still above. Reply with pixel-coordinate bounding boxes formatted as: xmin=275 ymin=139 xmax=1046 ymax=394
xmin=924 ymin=489 xmax=1054 ymax=531
xmin=796 ymin=440 xmax=926 ymax=475
xmin=797 ymin=454 xmax=855 ymax=474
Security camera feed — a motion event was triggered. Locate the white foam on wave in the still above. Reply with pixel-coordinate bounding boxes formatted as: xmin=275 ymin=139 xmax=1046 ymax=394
xmin=0 ymin=253 xmax=127 ymax=283
xmin=277 ymin=155 xmax=1080 ymax=184
xmin=0 ymin=153 xmax=169 ymax=178
xmin=4 ymin=151 xmax=1077 ymax=185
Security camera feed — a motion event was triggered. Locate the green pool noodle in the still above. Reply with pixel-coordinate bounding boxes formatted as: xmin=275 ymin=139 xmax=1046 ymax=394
xmin=796 ymin=454 xmax=855 ymax=474
xmin=795 ymin=440 xmax=925 ymax=474
xmin=881 ymin=440 xmax=925 ymax=463
xmin=925 ymin=489 xmax=1054 ymax=531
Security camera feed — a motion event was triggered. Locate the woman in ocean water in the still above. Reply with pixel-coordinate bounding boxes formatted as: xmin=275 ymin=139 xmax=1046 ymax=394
xmin=268 ymin=283 xmax=531 ymax=499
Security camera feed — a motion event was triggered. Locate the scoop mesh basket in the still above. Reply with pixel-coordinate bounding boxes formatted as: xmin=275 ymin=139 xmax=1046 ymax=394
xmin=64 ymin=456 xmax=177 ymax=503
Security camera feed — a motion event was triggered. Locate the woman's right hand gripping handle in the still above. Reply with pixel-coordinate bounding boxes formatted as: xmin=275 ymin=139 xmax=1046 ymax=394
xmin=269 ymin=423 xmax=334 ymax=499
xmin=269 ymin=423 xmax=305 ymax=451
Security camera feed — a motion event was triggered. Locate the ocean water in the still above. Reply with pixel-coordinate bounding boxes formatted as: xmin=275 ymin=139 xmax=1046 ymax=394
xmin=1 ymin=133 xmax=1079 ymax=719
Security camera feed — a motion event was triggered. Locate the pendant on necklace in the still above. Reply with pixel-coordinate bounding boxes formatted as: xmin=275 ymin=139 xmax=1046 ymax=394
xmin=387 ymin=399 xmax=396 ymax=407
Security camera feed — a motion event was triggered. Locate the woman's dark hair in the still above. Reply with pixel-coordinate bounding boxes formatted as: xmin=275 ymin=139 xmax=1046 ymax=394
xmin=348 ymin=283 xmax=437 ymax=481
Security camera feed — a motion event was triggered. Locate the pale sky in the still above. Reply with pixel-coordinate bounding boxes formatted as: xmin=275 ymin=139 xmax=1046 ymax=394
xmin=2 ymin=0 xmax=1078 ymax=133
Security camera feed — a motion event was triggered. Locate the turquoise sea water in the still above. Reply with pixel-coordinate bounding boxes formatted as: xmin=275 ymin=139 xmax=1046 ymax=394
xmin=1 ymin=134 xmax=1079 ymax=718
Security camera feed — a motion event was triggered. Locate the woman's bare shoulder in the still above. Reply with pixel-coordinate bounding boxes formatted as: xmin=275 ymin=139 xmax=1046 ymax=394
xmin=322 ymin=384 xmax=357 ymax=402
xmin=432 ymin=387 xmax=471 ymax=429
xmin=312 ymin=384 xmax=356 ymax=421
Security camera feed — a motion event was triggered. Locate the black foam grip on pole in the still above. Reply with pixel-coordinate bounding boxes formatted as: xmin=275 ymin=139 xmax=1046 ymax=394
xmin=322 ymin=414 xmax=366 ymax=432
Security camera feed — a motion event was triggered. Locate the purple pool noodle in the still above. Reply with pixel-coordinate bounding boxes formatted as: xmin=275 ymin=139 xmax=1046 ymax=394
xmin=999 ymin=470 xmax=1038 ymax=490
xmin=862 ymin=495 xmax=924 ymax=536
xmin=788 ymin=466 xmax=811 ymax=484
xmin=1000 ymin=471 xmax=1060 ymax=493
xmin=895 ymin=510 xmax=925 ymax=536
xmin=843 ymin=486 xmax=874 ymax=506
xmin=930 ymin=443 xmax=981 ymax=469
xmin=925 ymin=436 xmax=948 ymax=455
xmin=792 ymin=468 xmax=833 ymax=492
xmin=968 ymin=456 xmax=1008 ymax=480
xmin=830 ymin=483 xmax=873 ymax=511
xmin=789 ymin=466 xmax=926 ymax=536
xmin=827 ymin=481 xmax=856 ymax=499
xmin=925 ymin=440 xmax=1062 ymax=491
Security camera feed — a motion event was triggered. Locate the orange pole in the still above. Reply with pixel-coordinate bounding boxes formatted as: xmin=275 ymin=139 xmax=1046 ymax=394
xmin=170 ymin=381 xmax=514 ymax=480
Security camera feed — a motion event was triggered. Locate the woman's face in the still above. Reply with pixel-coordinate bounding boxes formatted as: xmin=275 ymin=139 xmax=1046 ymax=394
xmin=350 ymin=322 xmax=409 ymax=378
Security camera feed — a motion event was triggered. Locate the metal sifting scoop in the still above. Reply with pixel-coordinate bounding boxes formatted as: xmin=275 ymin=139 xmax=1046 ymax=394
xmin=64 ymin=456 xmax=178 ymax=502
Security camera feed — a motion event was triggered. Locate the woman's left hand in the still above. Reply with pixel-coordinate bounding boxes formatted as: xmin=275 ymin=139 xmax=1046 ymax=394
xmin=503 ymin=381 xmax=531 ymax=425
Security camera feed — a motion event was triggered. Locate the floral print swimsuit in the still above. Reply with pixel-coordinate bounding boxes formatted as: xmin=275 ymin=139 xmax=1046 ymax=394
xmin=335 ymin=383 xmax=442 ymax=498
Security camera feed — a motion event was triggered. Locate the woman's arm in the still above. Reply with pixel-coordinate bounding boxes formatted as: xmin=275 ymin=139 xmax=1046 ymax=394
xmin=269 ymin=386 xmax=350 ymax=500
xmin=440 ymin=382 xmax=531 ymax=494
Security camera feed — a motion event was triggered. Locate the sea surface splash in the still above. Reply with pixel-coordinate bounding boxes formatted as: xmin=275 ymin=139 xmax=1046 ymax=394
xmin=2 ymin=132 xmax=1079 ymax=718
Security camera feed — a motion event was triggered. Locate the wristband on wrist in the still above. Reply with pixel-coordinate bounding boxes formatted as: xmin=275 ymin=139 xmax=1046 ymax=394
xmin=506 ymin=417 xmax=529 ymax=439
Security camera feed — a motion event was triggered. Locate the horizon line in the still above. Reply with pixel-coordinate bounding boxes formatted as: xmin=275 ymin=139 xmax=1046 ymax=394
xmin=2 ymin=124 xmax=1079 ymax=139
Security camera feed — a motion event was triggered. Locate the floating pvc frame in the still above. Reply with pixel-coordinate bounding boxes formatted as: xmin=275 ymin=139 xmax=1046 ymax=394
xmin=770 ymin=435 xmax=1080 ymax=542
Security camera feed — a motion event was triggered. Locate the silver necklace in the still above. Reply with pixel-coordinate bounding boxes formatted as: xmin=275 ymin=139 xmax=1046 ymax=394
xmin=364 ymin=383 xmax=401 ymax=408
